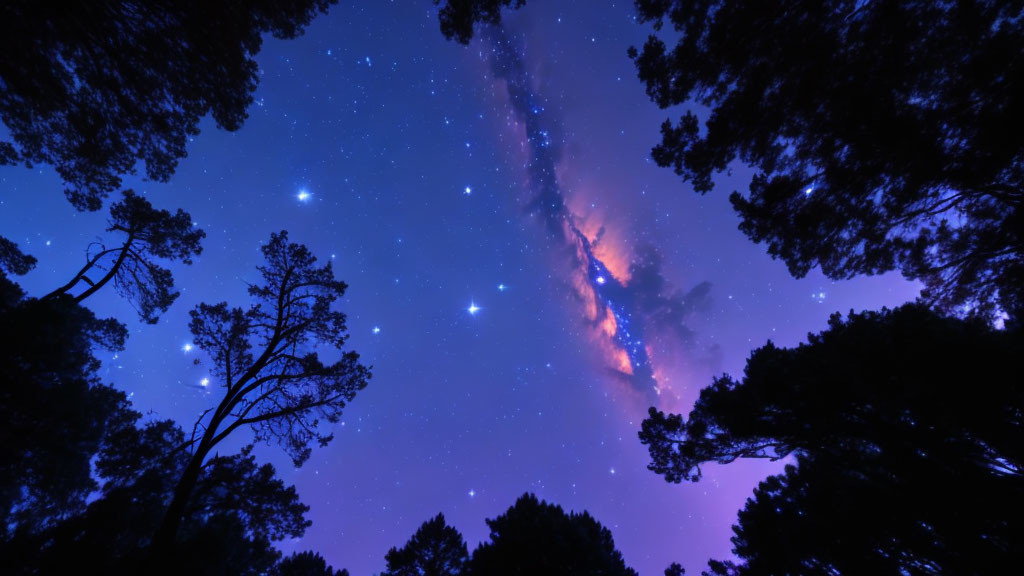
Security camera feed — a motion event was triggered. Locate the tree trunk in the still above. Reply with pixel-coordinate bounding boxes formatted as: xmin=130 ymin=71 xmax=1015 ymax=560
xmin=148 ymin=440 xmax=210 ymax=563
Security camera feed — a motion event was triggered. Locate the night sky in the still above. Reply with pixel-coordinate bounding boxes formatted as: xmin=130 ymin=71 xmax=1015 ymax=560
xmin=0 ymin=2 xmax=922 ymax=574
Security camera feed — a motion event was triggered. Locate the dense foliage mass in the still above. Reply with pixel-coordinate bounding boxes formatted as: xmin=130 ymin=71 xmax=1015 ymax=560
xmin=630 ymin=0 xmax=1024 ymax=320
xmin=641 ymin=305 xmax=1024 ymax=574
xmin=434 ymin=0 xmax=525 ymax=43
xmin=0 ymin=0 xmax=337 ymax=211
xmin=383 ymin=514 xmax=469 ymax=576
xmin=470 ymin=493 xmax=639 ymax=576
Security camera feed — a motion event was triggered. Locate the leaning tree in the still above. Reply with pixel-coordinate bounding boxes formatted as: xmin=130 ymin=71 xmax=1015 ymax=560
xmin=44 ymin=190 xmax=205 ymax=323
xmin=151 ymin=231 xmax=370 ymax=553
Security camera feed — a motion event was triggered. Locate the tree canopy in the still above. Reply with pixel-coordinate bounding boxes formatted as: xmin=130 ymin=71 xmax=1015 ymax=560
xmin=10 ymin=417 xmax=312 ymax=575
xmin=0 ymin=235 xmax=359 ymax=573
xmin=640 ymin=305 xmax=1024 ymax=573
xmin=469 ymin=493 xmax=638 ymax=576
xmin=0 ymin=237 xmax=36 ymax=277
xmin=629 ymin=0 xmax=1024 ymax=320
xmin=0 ymin=279 xmax=134 ymax=539
xmin=274 ymin=551 xmax=350 ymax=576
xmin=45 ymin=190 xmax=205 ymax=323
xmin=0 ymin=0 xmax=337 ymax=211
xmin=383 ymin=513 xmax=468 ymax=576
xmin=152 ymin=230 xmax=370 ymax=551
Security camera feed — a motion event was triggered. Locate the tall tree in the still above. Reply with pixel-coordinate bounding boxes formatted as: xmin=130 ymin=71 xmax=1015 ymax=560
xmin=640 ymin=305 xmax=1024 ymax=573
xmin=629 ymin=0 xmax=1024 ymax=320
xmin=151 ymin=231 xmax=370 ymax=553
xmin=45 ymin=190 xmax=205 ymax=323
xmin=0 ymin=278 xmax=134 ymax=539
xmin=0 ymin=1 xmax=337 ymax=211
xmin=469 ymin=493 xmax=638 ymax=576
xmin=383 ymin=513 xmax=468 ymax=576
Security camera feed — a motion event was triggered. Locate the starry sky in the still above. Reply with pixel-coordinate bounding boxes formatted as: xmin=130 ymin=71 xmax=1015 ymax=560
xmin=0 ymin=2 xmax=922 ymax=574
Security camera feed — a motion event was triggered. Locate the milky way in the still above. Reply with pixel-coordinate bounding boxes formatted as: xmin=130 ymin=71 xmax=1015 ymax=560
xmin=484 ymin=26 xmax=711 ymax=401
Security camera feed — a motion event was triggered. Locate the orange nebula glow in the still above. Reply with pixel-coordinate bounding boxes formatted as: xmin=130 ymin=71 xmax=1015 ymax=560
xmin=572 ymin=214 xmax=632 ymax=284
xmin=482 ymin=48 xmax=687 ymax=411
xmin=600 ymin=310 xmax=618 ymax=338
xmin=613 ymin=348 xmax=634 ymax=376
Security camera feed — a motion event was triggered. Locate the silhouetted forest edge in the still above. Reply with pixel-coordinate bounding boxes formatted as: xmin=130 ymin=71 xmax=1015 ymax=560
xmin=2 ymin=1 xmax=1021 ymax=574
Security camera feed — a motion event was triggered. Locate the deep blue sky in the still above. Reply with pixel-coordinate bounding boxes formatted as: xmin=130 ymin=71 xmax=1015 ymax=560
xmin=0 ymin=2 xmax=921 ymax=574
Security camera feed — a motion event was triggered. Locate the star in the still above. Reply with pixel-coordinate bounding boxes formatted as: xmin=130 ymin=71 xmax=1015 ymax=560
xmin=372 ymin=326 xmax=381 ymax=335
xmin=199 ymin=377 xmax=210 ymax=387
xmin=596 ymin=275 xmax=606 ymax=285
xmin=498 ymin=283 xmax=507 ymax=291
xmin=297 ymin=189 xmax=312 ymax=202
xmin=464 ymin=186 xmax=472 ymax=195
xmin=182 ymin=342 xmax=193 ymax=353
xmin=467 ymin=301 xmax=481 ymax=315
xmin=468 ymin=489 xmax=476 ymax=498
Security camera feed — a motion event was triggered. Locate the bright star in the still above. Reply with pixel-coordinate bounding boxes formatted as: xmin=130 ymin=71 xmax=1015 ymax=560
xmin=804 ymin=185 xmax=815 ymax=196
xmin=468 ymin=489 xmax=476 ymax=498
xmin=498 ymin=284 xmax=507 ymax=292
xmin=200 ymin=377 xmax=210 ymax=387
xmin=297 ymin=189 xmax=312 ymax=202
xmin=596 ymin=276 xmax=606 ymax=285
xmin=182 ymin=343 xmax=193 ymax=353
xmin=467 ymin=302 xmax=481 ymax=315
xmin=464 ymin=186 xmax=472 ymax=195
xmin=372 ymin=326 xmax=381 ymax=335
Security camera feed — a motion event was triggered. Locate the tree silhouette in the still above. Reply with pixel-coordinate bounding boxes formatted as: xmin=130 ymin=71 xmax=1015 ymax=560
xmin=469 ymin=493 xmax=638 ymax=576
xmin=629 ymin=0 xmax=1024 ymax=320
xmin=7 ymin=417 xmax=313 ymax=575
xmin=151 ymin=230 xmax=370 ymax=553
xmin=0 ymin=236 xmax=36 ymax=277
xmin=383 ymin=513 xmax=468 ymax=576
xmin=664 ymin=562 xmax=686 ymax=576
xmin=45 ymin=190 xmax=205 ymax=323
xmin=275 ymin=551 xmax=350 ymax=576
xmin=640 ymin=305 xmax=1024 ymax=573
xmin=716 ymin=454 xmax=1024 ymax=575
xmin=0 ymin=278 xmax=134 ymax=540
xmin=434 ymin=0 xmax=525 ymax=44
xmin=0 ymin=1 xmax=337 ymax=211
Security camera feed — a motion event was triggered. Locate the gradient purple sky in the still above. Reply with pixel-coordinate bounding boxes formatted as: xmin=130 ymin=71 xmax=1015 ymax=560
xmin=0 ymin=2 xmax=921 ymax=574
